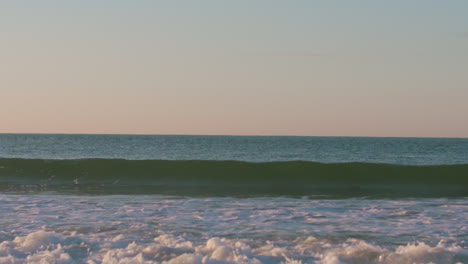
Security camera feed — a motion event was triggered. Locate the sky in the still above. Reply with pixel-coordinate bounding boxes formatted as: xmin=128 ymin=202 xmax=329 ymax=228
xmin=1 ymin=1 xmax=468 ymax=137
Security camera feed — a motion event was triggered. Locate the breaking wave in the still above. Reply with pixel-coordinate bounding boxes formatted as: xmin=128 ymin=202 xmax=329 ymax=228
xmin=0 ymin=158 xmax=466 ymax=197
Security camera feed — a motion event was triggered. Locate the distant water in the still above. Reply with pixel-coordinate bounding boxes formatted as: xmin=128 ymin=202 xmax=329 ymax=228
xmin=0 ymin=134 xmax=466 ymax=263
xmin=1 ymin=133 xmax=468 ymax=164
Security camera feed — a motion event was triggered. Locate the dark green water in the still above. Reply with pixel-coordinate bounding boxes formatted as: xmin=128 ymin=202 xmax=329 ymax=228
xmin=0 ymin=158 xmax=466 ymax=197
xmin=0 ymin=134 xmax=467 ymax=263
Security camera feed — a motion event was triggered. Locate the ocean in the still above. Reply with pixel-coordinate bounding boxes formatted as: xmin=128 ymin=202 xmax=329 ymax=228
xmin=0 ymin=134 xmax=467 ymax=264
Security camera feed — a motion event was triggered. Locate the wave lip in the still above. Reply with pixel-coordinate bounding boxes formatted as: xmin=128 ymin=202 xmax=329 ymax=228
xmin=0 ymin=158 xmax=467 ymax=197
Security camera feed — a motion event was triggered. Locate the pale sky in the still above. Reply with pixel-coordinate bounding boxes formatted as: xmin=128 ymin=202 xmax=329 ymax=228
xmin=1 ymin=1 xmax=467 ymax=137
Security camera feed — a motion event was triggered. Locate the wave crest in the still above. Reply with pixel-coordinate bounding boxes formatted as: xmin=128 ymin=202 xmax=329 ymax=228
xmin=0 ymin=158 xmax=467 ymax=197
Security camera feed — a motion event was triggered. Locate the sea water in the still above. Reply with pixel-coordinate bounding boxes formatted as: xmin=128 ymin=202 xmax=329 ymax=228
xmin=0 ymin=134 xmax=467 ymax=263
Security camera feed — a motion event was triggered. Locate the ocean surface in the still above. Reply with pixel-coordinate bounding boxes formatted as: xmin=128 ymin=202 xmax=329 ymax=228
xmin=0 ymin=134 xmax=467 ymax=264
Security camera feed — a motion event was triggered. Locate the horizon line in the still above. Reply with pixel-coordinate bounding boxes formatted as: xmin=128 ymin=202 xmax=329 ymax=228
xmin=0 ymin=132 xmax=467 ymax=140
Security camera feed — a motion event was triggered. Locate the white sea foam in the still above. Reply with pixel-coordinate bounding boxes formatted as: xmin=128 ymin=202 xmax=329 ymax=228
xmin=0 ymin=231 xmax=466 ymax=263
xmin=0 ymin=195 xmax=466 ymax=263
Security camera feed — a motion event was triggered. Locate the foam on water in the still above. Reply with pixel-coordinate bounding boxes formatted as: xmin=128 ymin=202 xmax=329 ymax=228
xmin=1 ymin=135 xmax=467 ymax=263
xmin=0 ymin=230 xmax=466 ymax=263
xmin=0 ymin=195 xmax=466 ymax=263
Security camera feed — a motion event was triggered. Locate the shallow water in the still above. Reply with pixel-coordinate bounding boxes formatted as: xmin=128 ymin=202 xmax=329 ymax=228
xmin=0 ymin=134 xmax=467 ymax=263
xmin=1 ymin=195 xmax=467 ymax=263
